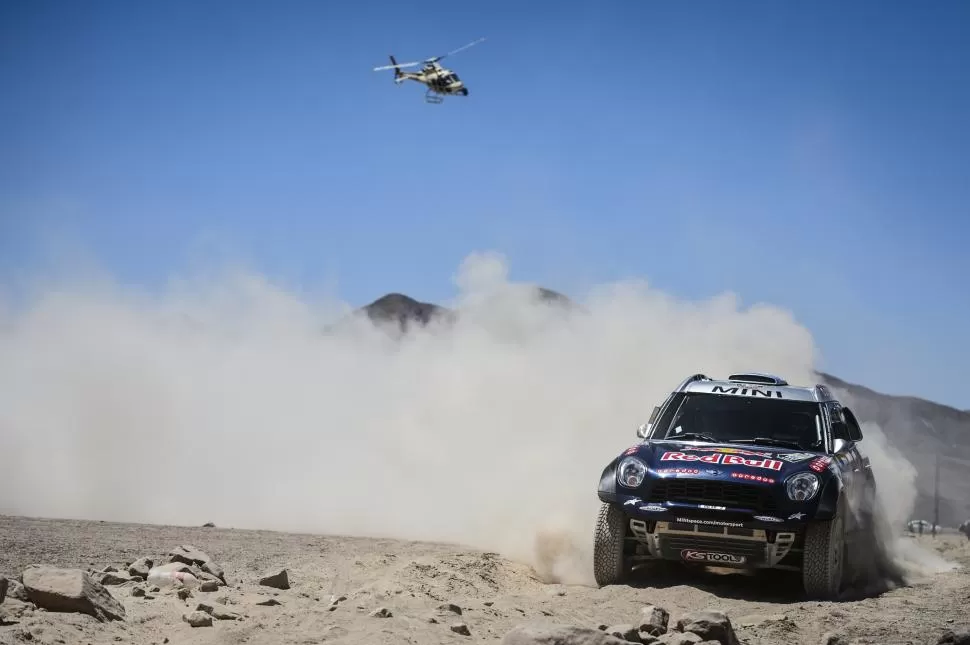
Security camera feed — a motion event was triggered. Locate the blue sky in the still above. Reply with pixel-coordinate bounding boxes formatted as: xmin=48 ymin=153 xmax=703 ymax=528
xmin=1 ymin=0 xmax=968 ymax=408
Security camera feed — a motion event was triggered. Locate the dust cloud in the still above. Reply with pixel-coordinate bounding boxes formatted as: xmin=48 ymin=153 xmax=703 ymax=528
xmin=0 ymin=250 xmax=947 ymax=587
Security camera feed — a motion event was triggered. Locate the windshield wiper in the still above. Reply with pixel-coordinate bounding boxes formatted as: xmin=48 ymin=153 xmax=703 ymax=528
xmin=728 ymin=437 xmax=804 ymax=449
xmin=668 ymin=433 xmax=720 ymax=443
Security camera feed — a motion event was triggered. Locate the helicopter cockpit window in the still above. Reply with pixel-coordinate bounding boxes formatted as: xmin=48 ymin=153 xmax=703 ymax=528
xmin=450 ymin=73 xmax=461 ymax=83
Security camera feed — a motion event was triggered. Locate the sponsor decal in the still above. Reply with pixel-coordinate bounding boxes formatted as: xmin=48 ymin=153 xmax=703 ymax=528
xmin=639 ymin=504 xmax=667 ymax=512
xmin=680 ymin=549 xmax=747 ymax=564
xmin=711 ymin=385 xmax=782 ymax=399
xmin=753 ymin=515 xmax=783 ymax=522
xmin=674 ymin=517 xmax=744 ymax=528
xmin=705 ymin=469 xmax=721 ymax=476
xmin=657 ymin=467 xmax=701 ymax=475
xmin=731 ymin=472 xmax=776 ymax=484
xmin=662 ymin=451 xmax=722 ymax=464
xmin=776 ymin=452 xmax=817 ymax=463
xmin=661 ymin=451 xmax=783 ymax=471
xmin=698 ymin=504 xmax=726 ymax=511
xmin=681 ymin=446 xmax=774 ymax=458
xmin=623 ymin=498 xmax=641 ymax=507
xmin=808 ymin=456 xmax=832 ymax=473
xmin=623 ymin=445 xmax=639 ymax=456
xmin=788 ymin=513 xmax=806 ymax=520
xmin=722 ymin=454 xmax=784 ymax=471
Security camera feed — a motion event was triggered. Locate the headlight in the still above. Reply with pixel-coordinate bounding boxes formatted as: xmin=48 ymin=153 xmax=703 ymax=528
xmin=617 ymin=457 xmax=647 ymax=488
xmin=786 ymin=472 xmax=820 ymax=501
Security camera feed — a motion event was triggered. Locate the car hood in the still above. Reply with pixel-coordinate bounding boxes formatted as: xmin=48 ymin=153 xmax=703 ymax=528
xmin=623 ymin=439 xmax=832 ymax=481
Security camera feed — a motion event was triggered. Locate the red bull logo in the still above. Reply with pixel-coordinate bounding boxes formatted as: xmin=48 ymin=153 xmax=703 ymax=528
xmin=661 ymin=451 xmax=783 ymax=471
xmin=681 ymin=446 xmax=774 ymax=458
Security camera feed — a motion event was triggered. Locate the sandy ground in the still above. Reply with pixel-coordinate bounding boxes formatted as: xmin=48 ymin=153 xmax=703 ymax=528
xmin=2 ymin=515 xmax=968 ymax=645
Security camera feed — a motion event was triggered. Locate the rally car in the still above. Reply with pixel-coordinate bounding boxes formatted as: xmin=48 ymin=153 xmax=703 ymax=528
xmin=594 ymin=372 xmax=878 ymax=600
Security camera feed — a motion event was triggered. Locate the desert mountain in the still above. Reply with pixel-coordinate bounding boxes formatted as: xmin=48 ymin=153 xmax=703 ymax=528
xmin=352 ymin=291 xmax=970 ymax=527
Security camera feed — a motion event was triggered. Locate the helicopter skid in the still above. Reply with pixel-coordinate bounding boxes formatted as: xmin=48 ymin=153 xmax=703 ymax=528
xmin=424 ymin=90 xmax=444 ymax=104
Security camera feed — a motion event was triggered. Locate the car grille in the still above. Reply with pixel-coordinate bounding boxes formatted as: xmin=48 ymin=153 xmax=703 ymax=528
xmin=659 ymin=535 xmax=766 ymax=564
xmin=648 ymin=479 xmax=779 ymax=513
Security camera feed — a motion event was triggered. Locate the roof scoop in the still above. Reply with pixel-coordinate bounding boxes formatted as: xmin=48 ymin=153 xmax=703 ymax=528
xmin=727 ymin=372 xmax=789 ymax=386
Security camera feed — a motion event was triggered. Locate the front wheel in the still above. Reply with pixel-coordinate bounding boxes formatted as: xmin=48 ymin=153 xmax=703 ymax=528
xmin=802 ymin=501 xmax=846 ymax=600
xmin=593 ymin=502 xmax=628 ymax=586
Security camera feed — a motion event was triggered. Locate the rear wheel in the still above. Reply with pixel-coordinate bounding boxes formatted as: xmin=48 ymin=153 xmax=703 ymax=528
xmin=802 ymin=501 xmax=846 ymax=600
xmin=593 ymin=502 xmax=628 ymax=586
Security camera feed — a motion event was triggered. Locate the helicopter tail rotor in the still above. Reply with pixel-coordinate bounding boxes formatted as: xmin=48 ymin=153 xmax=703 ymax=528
xmin=388 ymin=55 xmax=403 ymax=81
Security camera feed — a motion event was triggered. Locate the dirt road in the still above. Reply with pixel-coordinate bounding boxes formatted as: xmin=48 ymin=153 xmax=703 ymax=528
xmin=1 ymin=515 xmax=968 ymax=645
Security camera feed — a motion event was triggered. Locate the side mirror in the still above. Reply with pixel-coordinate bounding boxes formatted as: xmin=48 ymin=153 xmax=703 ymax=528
xmin=843 ymin=407 xmax=864 ymax=442
xmin=832 ymin=438 xmax=848 ymax=453
xmin=637 ymin=406 xmax=661 ymax=438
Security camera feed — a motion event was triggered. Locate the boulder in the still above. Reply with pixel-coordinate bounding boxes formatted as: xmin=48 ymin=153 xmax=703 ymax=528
xmin=21 ymin=566 xmax=126 ymax=622
xmin=127 ymin=557 xmax=153 ymax=579
xmin=605 ymin=624 xmax=642 ymax=642
xmin=501 ymin=623 xmax=633 ymax=645
xmin=655 ymin=634 xmax=701 ymax=645
xmin=641 ymin=606 xmax=670 ymax=637
xmin=169 ymin=545 xmax=212 ymax=567
xmin=937 ymin=628 xmax=970 ymax=645
xmin=201 ymin=561 xmax=226 ymax=583
xmin=259 ymin=568 xmax=290 ymax=590
xmin=675 ymin=611 xmax=739 ymax=645
xmin=183 ymin=610 xmax=212 ymax=627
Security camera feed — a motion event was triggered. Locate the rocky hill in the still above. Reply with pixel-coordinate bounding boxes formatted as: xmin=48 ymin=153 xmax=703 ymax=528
xmin=351 ymin=291 xmax=970 ymax=528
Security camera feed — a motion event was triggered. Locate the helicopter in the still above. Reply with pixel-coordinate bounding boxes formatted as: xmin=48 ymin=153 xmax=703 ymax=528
xmin=372 ymin=37 xmax=485 ymax=103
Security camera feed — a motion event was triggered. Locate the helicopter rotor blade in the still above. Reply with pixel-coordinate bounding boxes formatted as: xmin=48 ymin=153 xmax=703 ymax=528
xmin=423 ymin=37 xmax=485 ymax=63
xmin=372 ymin=61 xmax=421 ymax=71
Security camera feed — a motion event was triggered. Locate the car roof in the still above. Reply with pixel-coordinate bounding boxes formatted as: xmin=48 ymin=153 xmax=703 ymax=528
xmin=676 ymin=372 xmax=837 ymax=403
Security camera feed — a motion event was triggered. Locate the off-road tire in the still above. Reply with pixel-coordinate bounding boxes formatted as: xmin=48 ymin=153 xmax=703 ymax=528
xmin=803 ymin=501 xmax=846 ymax=600
xmin=593 ymin=502 xmax=627 ymax=586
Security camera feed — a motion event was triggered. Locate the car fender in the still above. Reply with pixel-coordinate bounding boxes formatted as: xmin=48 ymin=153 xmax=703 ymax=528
xmin=812 ymin=472 xmax=844 ymax=521
xmin=597 ymin=458 xmax=619 ymax=503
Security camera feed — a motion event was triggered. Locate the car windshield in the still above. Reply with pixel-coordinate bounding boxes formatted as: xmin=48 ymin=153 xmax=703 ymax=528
xmin=654 ymin=393 xmax=824 ymax=451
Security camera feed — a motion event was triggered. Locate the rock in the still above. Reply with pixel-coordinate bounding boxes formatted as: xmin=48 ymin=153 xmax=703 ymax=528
xmin=259 ymin=568 xmax=290 ymax=590
xmin=99 ymin=572 xmax=132 ymax=586
xmin=821 ymin=632 xmax=850 ymax=645
xmin=203 ymin=522 xmax=216 ymax=527
xmin=641 ymin=606 xmax=670 ymax=636
xmin=675 ymin=611 xmax=739 ymax=645
xmin=451 ymin=622 xmax=472 ymax=636
xmin=606 ymin=624 xmax=642 ymax=642
xmin=4 ymin=579 xmax=28 ymax=602
xmin=937 ymin=628 xmax=970 ymax=645
xmin=256 ymin=598 xmax=282 ymax=606
xmin=655 ymin=634 xmax=701 ymax=645
xmin=0 ymin=577 xmax=6 ymax=604
xmin=501 ymin=623 xmax=633 ymax=645
xmin=201 ymin=561 xmax=226 ymax=583
xmin=439 ymin=602 xmax=463 ymax=615
xmin=131 ymin=587 xmax=146 ymax=598
xmin=169 ymin=545 xmax=212 ymax=567
xmin=177 ymin=587 xmax=192 ymax=601
xmin=197 ymin=571 xmax=225 ymax=586
xmin=183 ymin=610 xmax=212 ymax=627
xmin=151 ymin=562 xmax=193 ymax=575
xmin=200 ymin=580 xmax=220 ymax=592
xmin=196 ymin=601 xmax=241 ymax=621
xmin=370 ymin=607 xmax=392 ymax=618
xmin=128 ymin=558 xmax=153 ymax=579
xmin=21 ymin=566 xmax=126 ymax=622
